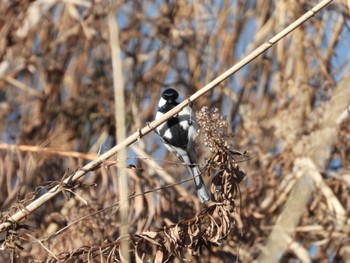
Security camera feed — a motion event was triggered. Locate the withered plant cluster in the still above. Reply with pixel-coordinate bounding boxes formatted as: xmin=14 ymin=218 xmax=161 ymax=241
xmin=30 ymin=109 xmax=245 ymax=262
xmin=196 ymin=107 xmax=247 ymax=203
xmin=0 ymin=0 xmax=350 ymax=262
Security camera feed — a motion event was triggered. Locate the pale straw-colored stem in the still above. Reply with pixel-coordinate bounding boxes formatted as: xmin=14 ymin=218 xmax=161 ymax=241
xmin=108 ymin=7 xmax=130 ymax=262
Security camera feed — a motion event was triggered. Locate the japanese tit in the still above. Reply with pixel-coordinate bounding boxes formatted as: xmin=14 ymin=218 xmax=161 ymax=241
xmin=155 ymin=88 xmax=210 ymax=203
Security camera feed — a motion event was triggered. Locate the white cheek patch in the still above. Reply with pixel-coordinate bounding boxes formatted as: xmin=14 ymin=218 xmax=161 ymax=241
xmin=158 ymin=97 xmax=167 ymax=108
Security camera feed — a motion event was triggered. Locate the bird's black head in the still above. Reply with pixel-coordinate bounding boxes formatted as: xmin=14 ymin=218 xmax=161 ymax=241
xmin=162 ymin=88 xmax=179 ymax=103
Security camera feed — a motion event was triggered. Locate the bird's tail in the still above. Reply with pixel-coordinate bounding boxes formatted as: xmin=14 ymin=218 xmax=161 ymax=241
xmin=188 ymin=165 xmax=211 ymax=203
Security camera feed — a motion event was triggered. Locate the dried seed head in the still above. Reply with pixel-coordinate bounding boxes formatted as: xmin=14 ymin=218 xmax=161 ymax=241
xmin=196 ymin=107 xmax=233 ymax=153
xmin=196 ymin=107 xmax=248 ymax=203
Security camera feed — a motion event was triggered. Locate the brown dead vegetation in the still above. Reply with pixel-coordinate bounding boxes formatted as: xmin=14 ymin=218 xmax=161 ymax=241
xmin=0 ymin=0 xmax=349 ymax=262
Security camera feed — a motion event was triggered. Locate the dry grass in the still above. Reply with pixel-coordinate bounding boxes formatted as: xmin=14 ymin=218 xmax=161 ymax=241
xmin=1 ymin=0 xmax=349 ymax=262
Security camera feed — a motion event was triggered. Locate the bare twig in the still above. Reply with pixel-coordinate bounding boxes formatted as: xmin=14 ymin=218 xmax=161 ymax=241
xmin=0 ymin=143 xmax=96 ymax=160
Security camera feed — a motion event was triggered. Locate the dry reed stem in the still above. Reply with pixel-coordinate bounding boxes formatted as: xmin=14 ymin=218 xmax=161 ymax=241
xmin=107 ymin=5 xmax=130 ymax=261
xmin=258 ymin=158 xmax=317 ymax=263
xmin=258 ymin=72 xmax=350 ymax=262
xmin=0 ymin=143 xmax=96 ymax=160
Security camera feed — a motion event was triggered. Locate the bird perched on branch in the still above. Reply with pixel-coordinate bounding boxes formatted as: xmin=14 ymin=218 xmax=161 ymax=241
xmin=155 ymin=88 xmax=210 ymax=203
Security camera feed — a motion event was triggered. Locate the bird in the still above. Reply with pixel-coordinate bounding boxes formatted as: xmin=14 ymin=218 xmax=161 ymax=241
xmin=155 ymin=88 xmax=210 ymax=203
